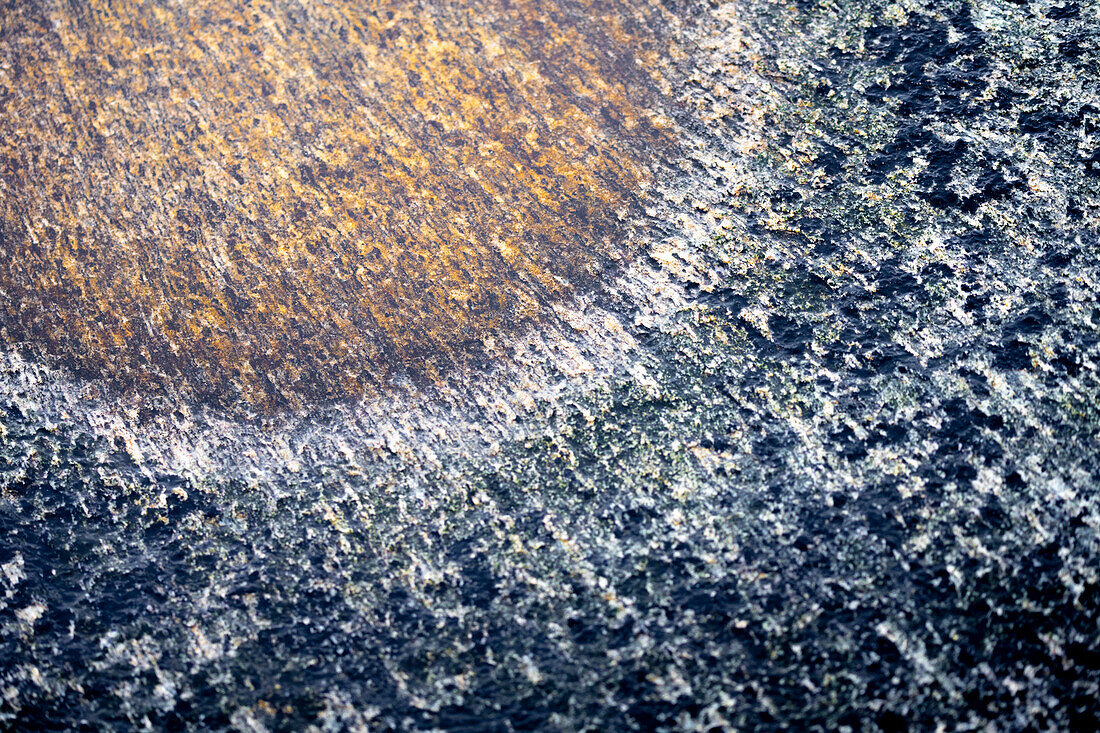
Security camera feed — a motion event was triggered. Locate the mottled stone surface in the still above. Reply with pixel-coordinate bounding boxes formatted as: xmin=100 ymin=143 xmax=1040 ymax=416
xmin=0 ymin=0 xmax=676 ymax=410
xmin=1 ymin=0 xmax=1099 ymax=731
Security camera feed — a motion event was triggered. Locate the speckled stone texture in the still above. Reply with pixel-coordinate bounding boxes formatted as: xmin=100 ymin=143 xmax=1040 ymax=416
xmin=1 ymin=0 xmax=1099 ymax=731
xmin=0 ymin=0 xmax=676 ymax=411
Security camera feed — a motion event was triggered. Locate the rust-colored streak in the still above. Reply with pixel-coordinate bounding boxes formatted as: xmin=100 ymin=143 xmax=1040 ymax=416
xmin=0 ymin=0 xmax=675 ymax=411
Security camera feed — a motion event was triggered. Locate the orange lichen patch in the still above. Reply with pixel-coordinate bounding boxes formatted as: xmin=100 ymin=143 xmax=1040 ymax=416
xmin=0 ymin=0 xmax=677 ymax=411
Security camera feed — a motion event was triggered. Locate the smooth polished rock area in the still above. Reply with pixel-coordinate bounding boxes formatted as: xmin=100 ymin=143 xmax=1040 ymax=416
xmin=1 ymin=0 xmax=1098 ymax=730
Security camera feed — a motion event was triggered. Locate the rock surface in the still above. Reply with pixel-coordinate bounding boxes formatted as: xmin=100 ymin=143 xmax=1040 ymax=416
xmin=1 ymin=0 xmax=1099 ymax=730
xmin=0 ymin=0 xmax=675 ymax=410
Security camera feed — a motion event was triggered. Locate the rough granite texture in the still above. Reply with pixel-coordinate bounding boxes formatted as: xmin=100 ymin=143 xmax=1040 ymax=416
xmin=0 ymin=0 xmax=677 ymax=411
xmin=1 ymin=0 xmax=1099 ymax=731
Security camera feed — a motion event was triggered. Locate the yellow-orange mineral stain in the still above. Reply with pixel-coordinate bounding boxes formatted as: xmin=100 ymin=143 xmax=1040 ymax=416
xmin=0 ymin=0 xmax=676 ymax=411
